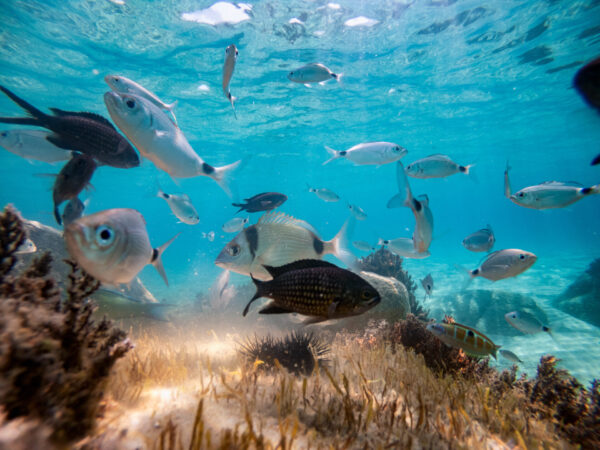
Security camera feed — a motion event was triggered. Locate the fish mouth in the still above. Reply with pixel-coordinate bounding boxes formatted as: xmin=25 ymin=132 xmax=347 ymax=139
xmin=103 ymin=91 xmax=121 ymax=111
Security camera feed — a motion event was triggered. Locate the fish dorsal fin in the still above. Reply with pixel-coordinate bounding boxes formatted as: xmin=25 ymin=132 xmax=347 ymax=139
xmin=258 ymin=211 xmax=319 ymax=234
xmin=49 ymin=108 xmax=117 ymax=130
xmin=539 ymin=180 xmax=583 ymax=187
xmin=263 ymin=259 xmax=339 ymax=278
xmin=452 ymin=322 xmax=496 ymax=344
xmin=426 ymin=153 xmax=451 ymax=160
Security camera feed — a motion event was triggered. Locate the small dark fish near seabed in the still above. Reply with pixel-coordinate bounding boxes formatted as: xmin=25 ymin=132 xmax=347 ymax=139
xmin=233 ymin=192 xmax=287 ymax=213
xmin=243 ymin=259 xmax=380 ymax=324
xmin=0 ymin=85 xmax=140 ymax=168
xmin=53 ymin=154 xmax=96 ymax=225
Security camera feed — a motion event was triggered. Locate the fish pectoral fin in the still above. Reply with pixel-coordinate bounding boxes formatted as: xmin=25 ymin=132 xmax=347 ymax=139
xmin=258 ymin=302 xmax=293 ymax=315
xmin=327 ymin=300 xmax=340 ymax=318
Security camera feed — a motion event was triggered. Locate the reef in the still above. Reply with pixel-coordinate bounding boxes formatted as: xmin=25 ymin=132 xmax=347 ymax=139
xmin=552 ymin=258 xmax=600 ymax=327
xmin=0 ymin=205 xmax=132 ymax=445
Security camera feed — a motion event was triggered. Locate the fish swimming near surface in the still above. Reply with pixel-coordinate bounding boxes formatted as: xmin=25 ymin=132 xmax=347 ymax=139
xmin=90 ymin=288 xmax=174 ymax=321
xmin=0 ymin=129 xmax=71 ymax=163
xmin=15 ymin=238 xmax=37 ymax=255
xmin=499 ymin=349 xmax=523 ymax=364
xmin=348 ymin=203 xmax=367 ymax=220
xmin=426 ymin=321 xmax=501 ymax=359
xmin=215 ymin=211 xmax=356 ymax=280
xmin=104 ymin=91 xmax=240 ymax=196
xmin=53 ymin=153 xmax=97 ymax=225
xmin=287 ymin=63 xmax=342 ymax=85
xmin=157 ymin=184 xmax=199 ymax=225
xmin=505 ymin=311 xmax=552 ymax=336
xmin=61 ymin=197 xmax=88 ymax=227
xmin=421 ymin=273 xmax=434 ymax=296
xmin=307 ymin=185 xmax=340 ymax=202
xmin=222 ymin=216 xmax=249 ymax=233
xmin=64 ymin=208 xmax=179 ymax=286
xmin=405 ymin=154 xmax=473 ymax=179
xmin=0 ymin=85 xmax=140 ymax=169
xmin=460 ymin=249 xmax=537 ymax=287
xmin=323 ymin=141 xmax=406 ymax=166
xmin=243 ymin=259 xmax=380 ymax=324
xmin=104 ymin=74 xmax=178 ymax=125
xmin=462 ymin=225 xmax=495 ymax=253
xmin=232 ymin=192 xmax=288 ymax=213
xmin=573 ymin=56 xmax=600 ymax=112
xmin=222 ymin=44 xmax=239 ymax=119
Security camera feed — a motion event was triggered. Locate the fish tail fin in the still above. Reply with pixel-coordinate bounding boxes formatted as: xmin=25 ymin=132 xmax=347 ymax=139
xmin=387 ymin=162 xmax=413 ymax=208
xmin=151 ymin=232 xmax=180 ymax=286
xmin=155 ymin=179 xmax=166 ymax=199
xmin=54 ymin=204 xmax=62 ymax=226
xmin=166 ymin=99 xmax=178 ymax=112
xmin=323 ymin=146 xmax=341 ymax=165
xmin=207 ymin=159 xmax=242 ymax=198
xmin=244 ymin=274 xmax=266 ymax=316
xmin=0 ymin=117 xmax=40 ymax=125
xmin=228 ymin=92 xmax=238 ymax=119
xmin=454 ymin=264 xmax=475 ymax=290
xmin=327 ymin=215 xmax=357 ymax=269
xmin=591 ymin=154 xmax=600 ymax=166
xmin=332 ymin=72 xmax=343 ymax=84
xmin=581 ymin=184 xmax=600 ymax=195
xmin=463 ymin=164 xmax=478 ymax=183
xmin=0 ymin=85 xmax=47 ymax=121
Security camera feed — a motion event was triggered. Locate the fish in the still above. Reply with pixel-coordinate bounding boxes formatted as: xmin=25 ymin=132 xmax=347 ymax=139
xmin=222 ymin=44 xmax=238 ymax=119
xmin=104 ymin=91 xmax=240 ymax=196
xmin=504 ymin=162 xmax=512 ymax=198
xmin=232 ymin=192 xmax=288 ymax=213
xmin=307 ymin=185 xmax=340 ymax=202
xmin=573 ymin=57 xmax=600 ymax=111
xmin=157 ymin=184 xmax=199 ymax=225
xmin=462 ymin=225 xmax=495 ymax=253
xmin=209 ymin=269 xmax=235 ymax=309
xmin=387 ymin=161 xmax=433 ymax=256
xmin=461 ymin=249 xmax=537 ymax=284
xmin=64 ymin=208 xmax=179 ymax=286
xmin=53 ymin=153 xmax=97 ymax=225
xmin=348 ymin=203 xmax=367 ymax=220
xmin=405 ymin=154 xmax=473 ymax=179
xmin=215 ymin=211 xmax=356 ymax=280
xmin=90 ymin=288 xmax=174 ymax=321
xmin=353 ymin=240 xmax=375 ymax=252
xmin=505 ymin=311 xmax=552 ymax=336
xmin=243 ymin=259 xmax=380 ymax=324
xmin=104 ymin=74 xmax=178 ymax=125
xmin=509 ymin=181 xmax=600 ymax=210
xmin=421 ymin=273 xmax=433 ymax=296
xmin=592 ymin=154 xmax=600 ymax=166
xmin=61 ymin=197 xmax=88 ymax=227
xmin=202 ymin=231 xmax=216 ymax=242
xmin=323 ymin=141 xmax=406 ymax=166
xmin=15 ymin=238 xmax=37 ymax=255
xmin=0 ymin=85 xmax=140 ymax=169
xmin=499 ymin=349 xmax=523 ymax=364
xmin=287 ymin=63 xmax=342 ymax=85
xmin=222 ymin=217 xmax=249 ymax=233
xmin=0 ymin=129 xmax=71 ymax=163
xmin=377 ymin=237 xmax=430 ymax=259
xmin=426 ymin=321 xmax=501 ymax=359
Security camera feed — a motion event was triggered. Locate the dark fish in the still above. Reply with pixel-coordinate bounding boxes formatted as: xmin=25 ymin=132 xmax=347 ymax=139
xmin=243 ymin=259 xmax=380 ymax=324
xmin=53 ymin=154 xmax=96 ymax=225
xmin=61 ymin=197 xmax=86 ymax=226
xmin=0 ymin=85 xmax=140 ymax=168
xmin=574 ymin=57 xmax=600 ymax=111
xmin=232 ymin=192 xmax=288 ymax=213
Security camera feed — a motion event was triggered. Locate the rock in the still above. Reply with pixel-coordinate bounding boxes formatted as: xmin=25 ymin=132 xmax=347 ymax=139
xmin=552 ymin=258 xmax=600 ymax=327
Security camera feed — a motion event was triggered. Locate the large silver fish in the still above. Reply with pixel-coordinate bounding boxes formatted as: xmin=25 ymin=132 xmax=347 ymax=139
xmin=323 ymin=141 xmax=406 ymax=166
xmin=462 ymin=225 xmax=495 ymax=253
xmin=222 ymin=44 xmax=238 ymax=119
xmin=462 ymin=249 xmax=537 ymax=285
xmin=405 ymin=154 xmax=472 ymax=179
xmin=505 ymin=311 xmax=552 ymax=336
xmin=64 ymin=208 xmax=178 ymax=286
xmin=0 ymin=129 xmax=71 ymax=163
xmin=215 ymin=211 xmax=355 ymax=280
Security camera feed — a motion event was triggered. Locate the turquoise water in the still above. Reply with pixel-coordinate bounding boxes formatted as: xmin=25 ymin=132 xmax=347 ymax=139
xmin=1 ymin=1 xmax=599 ymax=380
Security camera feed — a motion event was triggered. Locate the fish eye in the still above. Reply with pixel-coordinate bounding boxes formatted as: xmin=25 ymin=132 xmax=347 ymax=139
xmin=95 ymin=225 xmax=114 ymax=246
xmin=394 ymin=146 xmax=400 ymax=152
xmin=126 ymin=99 xmax=136 ymax=109
xmin=227 ymin=244 xmax=240 ymax=256
xmin=289 ymin=71 xmax=294 ymax=75
xmin=235 ymin=50 xmax=239 ymax=56
xmin=519 ymin=254 xmax=525 ymax=260
xmin=517 ymin=192 xmax=524 ymax=198
xmin=113 ymin=77 xmax=120 ymax=83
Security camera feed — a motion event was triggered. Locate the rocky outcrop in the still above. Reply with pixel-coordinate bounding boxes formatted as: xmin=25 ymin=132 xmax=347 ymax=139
xmin=552 ymin=258 xmax=600 ymax=327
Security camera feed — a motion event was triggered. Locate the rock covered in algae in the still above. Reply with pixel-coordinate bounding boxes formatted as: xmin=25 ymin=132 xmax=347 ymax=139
xmin=552 ymin=258 xmax=600 ymax=327
xmin=0 ymin=205 xmax=132 ymax=445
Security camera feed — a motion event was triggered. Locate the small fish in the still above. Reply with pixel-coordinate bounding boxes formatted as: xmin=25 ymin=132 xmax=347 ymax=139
xmin=64 ymin=208 xmax=178 ymax=286
xmin=61 ymin=197 xmax=88 ymax=227
xmin=0 ymin=129 xmax=71 ymax=163
xmin=53 ymin=153 xmax=97 ymax=225
xmin=421 ymin=273 xmax=434 ymax=296
xmin=353 ymin=240 xmax=375 ymax=252
xmin=157 ymin=185 xmax=199 ymax=225
xmin=348 ymin=203 xmax=367 ymax=220
xmin=209 ymin=269 xmax=235 ymax=309
xmin=0 ymin=85 xmax=140 ymax=169
xmin=202 ymin=231 xmax=216 ymax=242
xmin=426 ymin=321 xmax=501 ymax=359
xmin=462 ymin=225 xmax=495 ymax=253
xmin=405 ymin=154 xmax=473 ymax=179
xmin=573 ymin=57 xmax=600 ymax=111
xmin=222 ymin=217 xmax=249 ymax=233
xmin=462 ymin=249 xmax=537 ymax=283
xmin=90 ymin=288 xmax=174 ymax=322
xmin=307 ymin=185 xmax=340 ymax=202
xmin=378 ymin=237 xmax=430 ymax=259
xmin=323 ymin=142 xmax=406 ymax=166
xmin=243 ymin=259 xmax=380 ymax=324
xmin=222 ymin=44 xmax=239 ymax=119
xmin=510 ymin=181 xmax=600 ymax=210
xmin=232 ymin=192 xmax=288 ymax=213
xmin=504 ymin=161 xmax=512 ymax=198
xmin=505 ymin=311 xmax=552 ymax=336
xmin=104 ymin=91 xmax=240 ymax=196
xmin=215 ymin=211 xmax=356 ymax=280
xmin=104 ymin=74 xmax=178 ymax=125
xmin=499 ymin=349 xmax=523 ymax=364
xmin=15 ymin=238 xmax=37 ymax=255
xmin=287 ymin=63 xmax=341 ymax=85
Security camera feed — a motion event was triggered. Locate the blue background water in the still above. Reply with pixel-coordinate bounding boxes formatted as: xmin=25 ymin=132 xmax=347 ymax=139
xmin=1 ymin=1 xmax=599 ymax=379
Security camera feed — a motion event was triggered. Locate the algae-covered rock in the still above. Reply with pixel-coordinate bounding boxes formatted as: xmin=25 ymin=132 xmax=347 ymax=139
xmin=552 ymin=258 xmax=600 ymax=327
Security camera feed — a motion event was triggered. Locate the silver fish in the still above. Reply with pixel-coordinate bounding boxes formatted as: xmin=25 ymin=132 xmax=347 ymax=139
xmin=421 ymin=273 xmax=433 ymax=296
xmin=377 ymin=237 xmax=430 ymax=259
xmin=463 ymin=249 xmax=537 ymax=284
xmin=288 ymin=63 xmax=341 ymax=85
xmin=462 ymin=225 xmax=495 ymax=253
xmin=405 ymin=154 xmax=472 ymax=179
xmin=323 ymin=141 xmax=406 ymax=166
xmin=209 ymin=269 xmax=235 ymax=309
xmin=222 ymin=216 xmax=249 ymax=233
xmin=215 ymin=211 xmax=355 ymax=280
xmin=353 ymin=240 xmax=375 ymax=252
xmin=0 ymin=129 xmax=71 ymax=163
xmin=15 ymin=238 xmax=37 ymax=255
xmin=64 ymin=208 xmax=178 ymax=286
xmin=308 ymin=185 xmax=340 ymax=202
xmin=505 ymin=311 xmax=552 ymax=335
xmin=157 ymin=185 xmax=199 ymax=225
xmin=91 ymin=288 xmax=174 ymax=321
xmin=348 ymin=203 xmax=367 ymax=220
xmin=222 ymin=44 xmax=238 ymax=119
xmin=499 ymin=349 xmax=523 ymax=364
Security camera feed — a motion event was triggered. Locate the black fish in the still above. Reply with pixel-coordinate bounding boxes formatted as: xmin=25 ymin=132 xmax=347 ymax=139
xmin=53 ymin=154 xmax=96 ymax=225
xmin=574 ymin=57 xmax=600 ymax=111
xmin=0 ymin=85 xmax=140 ymax=168
xmin=244 ymin=259 xmax=380 ymax=324
xmin=233 ymin=192 xmax=287 ymax=213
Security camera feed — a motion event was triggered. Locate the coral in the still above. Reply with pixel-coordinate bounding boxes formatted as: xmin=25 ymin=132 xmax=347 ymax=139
xmin=0 ymin=204 xmax=132 ymax=444
xmin=238 ymin=331 xmax=330 ymax=375
xmin=357 ymin=247 xmax=427 ymax=319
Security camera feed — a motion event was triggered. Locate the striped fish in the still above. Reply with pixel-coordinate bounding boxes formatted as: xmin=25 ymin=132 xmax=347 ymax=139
xmin=426 ymin=321 xmax=500 ymax=359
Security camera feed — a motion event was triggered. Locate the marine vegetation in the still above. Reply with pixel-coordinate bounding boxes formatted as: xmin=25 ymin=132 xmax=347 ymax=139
xmin=0 ymin=205 xmax=131 ymax=445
